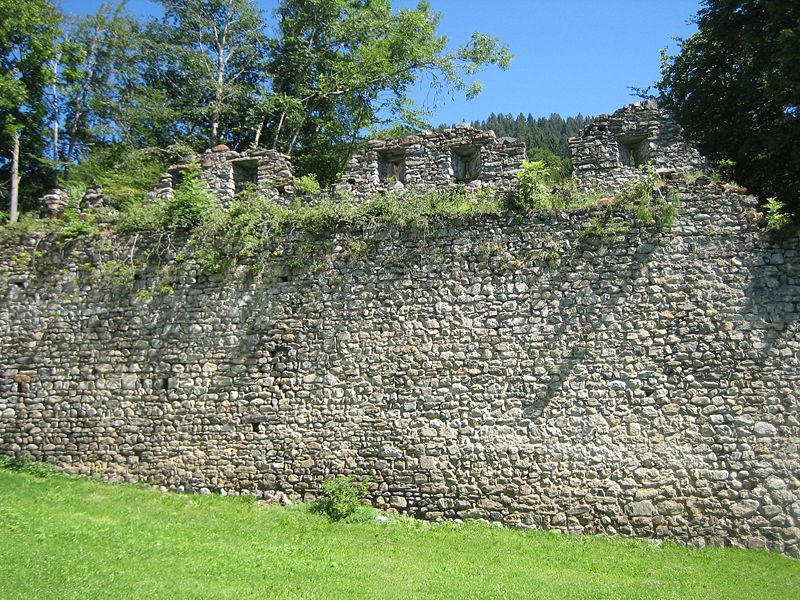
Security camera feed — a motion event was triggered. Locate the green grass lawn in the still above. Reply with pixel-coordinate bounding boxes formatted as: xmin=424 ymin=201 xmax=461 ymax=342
xmin=0 ymin=467 xmax=798 ymax=599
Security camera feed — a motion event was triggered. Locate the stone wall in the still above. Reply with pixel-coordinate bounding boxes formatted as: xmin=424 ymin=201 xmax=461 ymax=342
xmin=338 ymin=125 xmax=526 ymax=197
xmin=1 ymin=180 xmax=799 ymax=556
xmin=152 ymin=146 xmax=295 ymax=204
xmin=570 ymin=101 xmax=709 ymax=192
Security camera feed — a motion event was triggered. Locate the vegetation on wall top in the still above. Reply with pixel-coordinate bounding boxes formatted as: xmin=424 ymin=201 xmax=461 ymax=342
xmin=658 ymin=0 xmax=800 ymax=216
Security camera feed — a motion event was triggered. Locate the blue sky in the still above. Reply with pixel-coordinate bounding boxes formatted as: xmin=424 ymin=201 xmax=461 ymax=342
xmin=61 ymin=0 xmax=701 ymax=124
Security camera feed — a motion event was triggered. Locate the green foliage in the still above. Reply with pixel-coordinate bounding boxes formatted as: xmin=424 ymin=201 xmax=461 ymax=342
xmin=0 ymin=455 xmax=58 ymax=477
xmin=658 ymin=0 xmax=800 ymax=216
xmin=712 ymin=158 xmax=737 ymax=183
xmin=162 ymin=162 xmax=215 ymax=230
xmin=99 ymin=260 xmax=136 ymax=288
xmin=118 ymin=159 xmax=216 ymax=234
xmin=510 ymin=161 xmax=604 ymax=212
xmin=59 ymin=209 xmax=99 ymax=240
xmin=0 ymin=0 xmax=60 ymax=212
xmin=140 ymin=0 xmax=269 ymax=147
xmin=294 ymin=174 xmax=321 ymax=195
xmin=186 ymin=187 xmax=504 ymax=274
xmin=576 ymin=168 xmax=681 ymax=246
xmin=265 ymin=0 xmax=511 ymax=179
xmin=510 ymin=161 xmax=552 ymax=211
xmin=765 ymin=197 xmax=793 ymax=233
xmin=575 ymin=207 xmax=631 ymax=246
xmin=63 ymin=144 xmax=193 ymax=208
xmin=317 ymin=476 xmax=371 ymax=521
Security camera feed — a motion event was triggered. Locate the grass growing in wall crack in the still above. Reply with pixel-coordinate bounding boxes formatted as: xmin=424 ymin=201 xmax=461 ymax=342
xmin=1 ymin=466 xmax=799 ymax=599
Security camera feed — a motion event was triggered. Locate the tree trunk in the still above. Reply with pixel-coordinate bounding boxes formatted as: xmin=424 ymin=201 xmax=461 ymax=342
xmin=9 ymin=130 xmax=20 ymax=223
xmin=271 ymin=109 xmax=286 ymax=150
xmin=253 ymin=120 xmax=263 ymax=147
xmin=287 ymin=125 xmax=301 ymax=156
xmin=51 ymin=56 xmax=60 ymax=163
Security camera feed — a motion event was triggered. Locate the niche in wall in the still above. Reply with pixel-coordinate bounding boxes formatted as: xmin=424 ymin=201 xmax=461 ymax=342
xmin=169 ymin=167 xmax=186 ymax=190
xmin=377 ymin=149 xmax=406 ymax=184
xmin=232 ymin=159 xmax=260 ymax=194
xmin=451 ymin=145 xmax=481 ymax=182
xmin=618 ymin=135 xmax=651 ymax=167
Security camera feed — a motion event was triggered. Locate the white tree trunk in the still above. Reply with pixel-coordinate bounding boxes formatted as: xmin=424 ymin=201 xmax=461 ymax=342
xmin=9 ymin=129 xmax=20 ymax=223
xmin=52 ymin=59 xmax=60 ymax=163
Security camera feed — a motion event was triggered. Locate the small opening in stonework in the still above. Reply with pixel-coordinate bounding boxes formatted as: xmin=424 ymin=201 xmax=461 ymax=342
xmin=251 ymin=422 xmax=261 ymax=434
xmin=170 ymin=169 xmax=186 ymax=190
xmin=347 ymin=178 xmax=356 ymax=185
xmin=451 ymin=146 xmax=481 ymax=182
xmin=377 ymin=149 xmax=406 ymax=184
xmin=233 ymin=160 xmax=260 ymax=194
xmin=159 ymin=378 xmax=169 ymax=391
xmin=618 ymin=135 xmax=650 ymax=167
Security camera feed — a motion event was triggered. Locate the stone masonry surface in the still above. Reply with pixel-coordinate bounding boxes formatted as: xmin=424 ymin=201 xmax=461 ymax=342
xmin=151 ymin=146 xmax=295 ymax=205
xmin=1 ymin=179 xmax=798 ymax=556
xmin=570 ymin=101 xmax=709 ymax=192
xmin=337 ymin=125 xmax=526 ymax=197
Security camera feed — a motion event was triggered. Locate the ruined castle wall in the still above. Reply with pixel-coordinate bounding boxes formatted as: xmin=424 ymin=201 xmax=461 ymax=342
xmin=570 ymin=102 xmax=709 ymax=192
xmin=152 ymin=147 xmax=294 ymax=204
xmin=339 ymin=126 xmax=526 ymax=197
xmin=1 ymin=181 xmax=798 ymax=555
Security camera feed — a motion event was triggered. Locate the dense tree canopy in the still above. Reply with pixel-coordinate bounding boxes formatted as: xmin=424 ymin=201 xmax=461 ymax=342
xmin=0 ymin=0 xmax=59 ymax=217
xmin=657 ymin=0 xmax=800 ymax=214
xmin=1 ymin=0 xmax=518 ymax=208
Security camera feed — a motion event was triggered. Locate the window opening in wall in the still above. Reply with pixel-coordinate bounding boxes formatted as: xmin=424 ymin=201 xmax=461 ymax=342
xmin=377 ymin=149 xmax=406 ymax=184
xmin=232 ymin=159 xmax=259 ymax=194
xmin=169 ymin=168 xmax=186 ymax=190
xmin=251 ymin=422 xmax=261 ymax=434
xmin=451 ymin=145 xmax=481 ymax=182
xmin=618 ymin=135 xmax=650 ymax=167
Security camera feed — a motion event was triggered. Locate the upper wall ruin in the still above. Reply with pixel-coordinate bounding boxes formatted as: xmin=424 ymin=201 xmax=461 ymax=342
xmin=337 ymin=125 xmax=527 ymax=196
xmin=151 ymin=146 xmax=295 ymax=204
xmin=37 ymin=103 xmax=712 ymax=216
xmin=569 ymin=101 xmax=709 ymax=192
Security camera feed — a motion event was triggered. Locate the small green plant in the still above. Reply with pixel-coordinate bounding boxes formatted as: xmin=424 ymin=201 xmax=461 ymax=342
xmin=162 ymin=161 xmax=215 ymax=230
xmin=60 ymin=209 xmax=99 ymax=240
xmin=100 ymin=260 xmax=136 ymax=288
xmin=0 ymin=456 xmax=58 ymax=477
xmin=765 ymin=197 xmax=792 ymax=233
xmin=317 ymin=476 xmax=371 ymax=521
xmin=294 ymin=174 xmax=321 ymax=195
xmin=537 ymin=236 xmax=562 ymax=266
xmin=575 ymin=206 xmax=631 ymax=246
xmin=712 ymin=158 xmax=737 ymax=183
xmin=510 ymin=160 xmax=552 ymax=211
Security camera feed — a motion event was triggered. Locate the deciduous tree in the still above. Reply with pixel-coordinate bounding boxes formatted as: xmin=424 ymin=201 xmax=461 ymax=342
xmin=658 ymin=0 xmax=800 ymax=214
xmin=0 ymin=0 xmax=59 ymax=219
xmin=264 ymin=0 xmax=512 ymax=183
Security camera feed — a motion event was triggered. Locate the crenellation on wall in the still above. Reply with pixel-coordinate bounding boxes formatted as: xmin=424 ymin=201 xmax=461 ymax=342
xmin=2 ymin=179 xmax=799 ymax=556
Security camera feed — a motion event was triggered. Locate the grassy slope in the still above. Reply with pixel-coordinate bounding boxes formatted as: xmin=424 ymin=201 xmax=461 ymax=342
xmin=0 ymin=469 xmax=797 ymax=600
